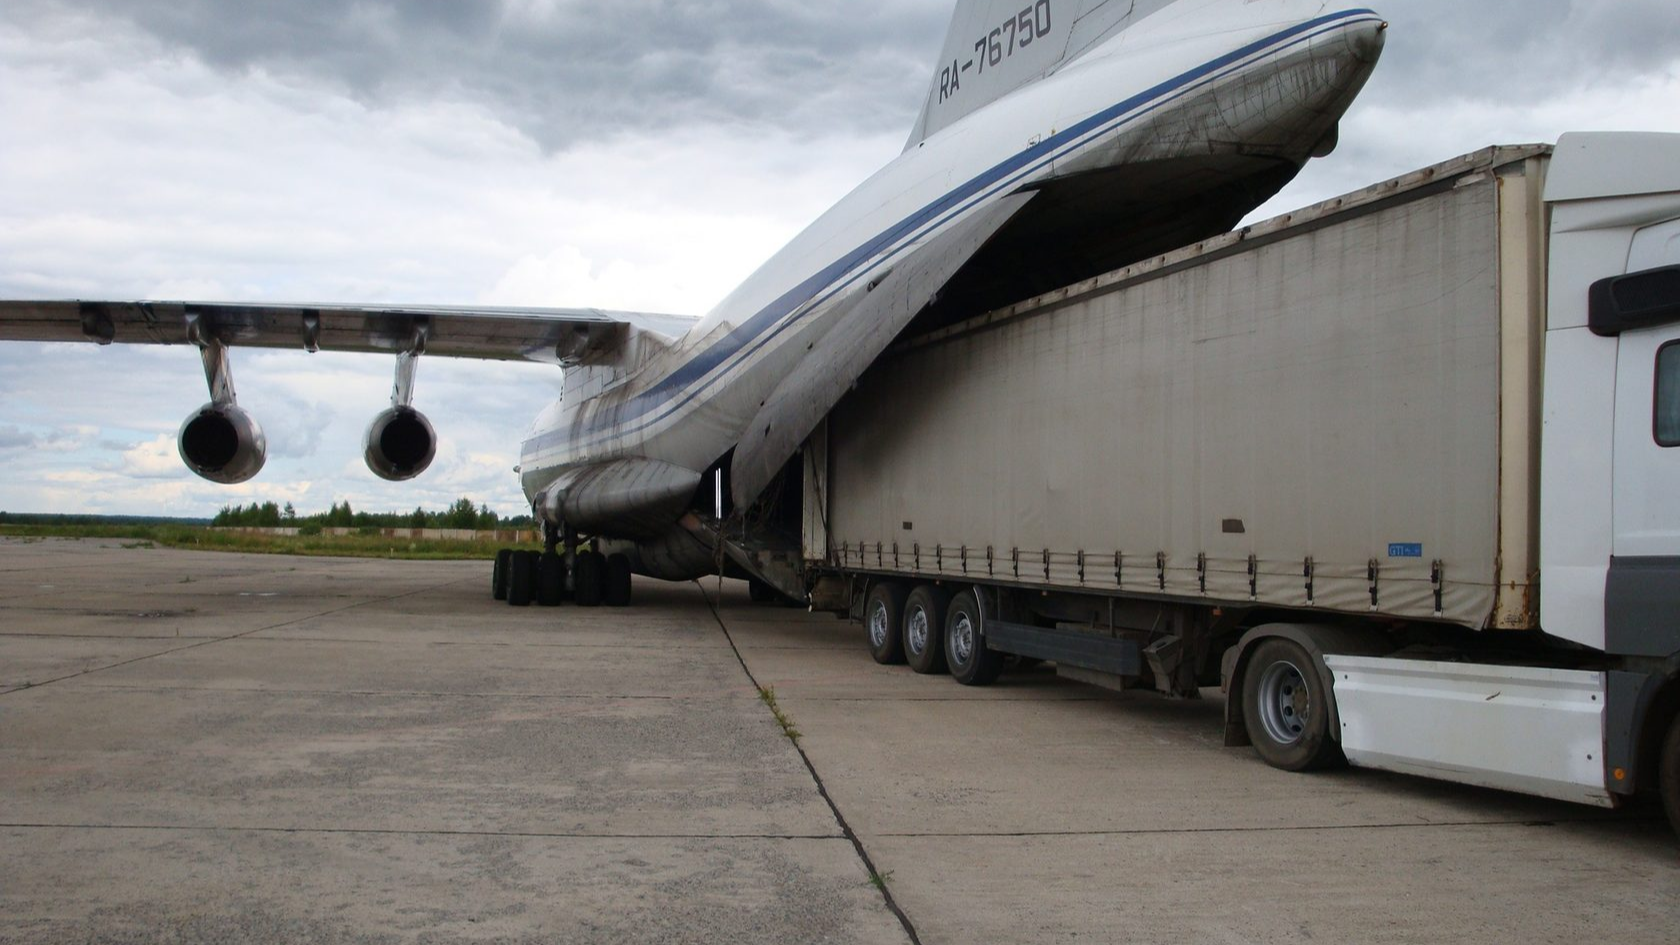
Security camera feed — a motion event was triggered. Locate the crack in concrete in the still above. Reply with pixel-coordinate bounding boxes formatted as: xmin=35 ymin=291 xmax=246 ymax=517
xmin=697 ymin=581 xmax=924 ymax=945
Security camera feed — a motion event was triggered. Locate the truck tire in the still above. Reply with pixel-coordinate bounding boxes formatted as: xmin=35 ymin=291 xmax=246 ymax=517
xmin=903 ymin=585 xmax=950 ymax=675
xmin=1241 ymin=638 xmax=1337 ymax=771
xmin=1661 ymin=712 xmax=1680 ymax=842
xmin=944 ymin=589 xmax=1001 ymax=686
xmin=537 ymin=552 xmax=565 ymax=606
xmin=574 ymin=551 xmax=605 ymax=607
xmin=604 ymin=553 xmax=633 ymax=607
xmin=492 ymin=548 xmax=512 ymax=600
xmin=865 ymin=582 xmax=908 ymax=664
xmin=507 ymin=550 xmax=537 ymax=607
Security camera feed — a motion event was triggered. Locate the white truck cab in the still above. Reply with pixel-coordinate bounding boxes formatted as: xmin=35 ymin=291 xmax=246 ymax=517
xmin=1542 ymin=132 xmax=1680 ymax=655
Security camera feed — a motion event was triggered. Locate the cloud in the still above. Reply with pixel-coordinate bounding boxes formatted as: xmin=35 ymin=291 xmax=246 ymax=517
xmin=5 ymin=0 xmax=950 ymax=151
xmin=0 ymin=425 xmax=36 ymax=450
xmin=117 ymin=434 xmax=191 ymax=480
xmin=1368 ymin=1 xmax=1680 ymax=105
xmin=2 ymin=0 xmax=1678 ymax=519
xmin=256 ymin=395 xmax=335 ymax=460
xmin=0 ymin=423 xmax=96 ymax=453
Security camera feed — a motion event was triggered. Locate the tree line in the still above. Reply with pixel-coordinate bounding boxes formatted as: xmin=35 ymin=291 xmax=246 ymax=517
xmin=210 ymin=497 xmax=533 ymax=530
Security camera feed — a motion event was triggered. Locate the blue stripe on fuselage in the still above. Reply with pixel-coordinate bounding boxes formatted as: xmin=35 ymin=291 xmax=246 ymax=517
xmin=526 ymin=8 xmax=1380 ymax=459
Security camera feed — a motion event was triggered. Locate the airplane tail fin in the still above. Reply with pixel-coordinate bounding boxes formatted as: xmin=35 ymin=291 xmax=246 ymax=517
xmin=904 ymin=0 xmax=1176 ymax=150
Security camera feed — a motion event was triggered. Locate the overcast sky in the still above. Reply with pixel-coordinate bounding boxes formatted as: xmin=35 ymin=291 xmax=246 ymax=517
xmin=3 ymin=0 xmax=1678 ymax=518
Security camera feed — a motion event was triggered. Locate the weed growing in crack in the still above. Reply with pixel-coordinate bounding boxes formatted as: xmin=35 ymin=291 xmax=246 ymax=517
xmin=757 ymin=685 xmax=802 ymax=743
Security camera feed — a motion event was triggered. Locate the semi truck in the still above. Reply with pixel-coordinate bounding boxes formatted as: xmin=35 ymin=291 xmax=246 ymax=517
xmin=792 ymin=134 xmax=1680 ymax=832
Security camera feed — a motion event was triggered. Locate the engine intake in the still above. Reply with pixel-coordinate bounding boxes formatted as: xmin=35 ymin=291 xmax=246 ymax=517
xmin=178 ymin=403 xmax=267 ymax=484
xmin=364 ymin=406 xmax=437 ymax=481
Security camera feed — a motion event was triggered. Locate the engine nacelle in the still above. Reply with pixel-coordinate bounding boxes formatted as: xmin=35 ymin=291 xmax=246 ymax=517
xmin=364 ymin=406 xmax=437 ymax=481
xmin=178 ymin=403 xmax=267 ymax=484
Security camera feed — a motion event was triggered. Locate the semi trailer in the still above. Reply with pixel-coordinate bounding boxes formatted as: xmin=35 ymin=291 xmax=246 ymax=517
xmin=797 ymin=134 xmax=1680 ymax=832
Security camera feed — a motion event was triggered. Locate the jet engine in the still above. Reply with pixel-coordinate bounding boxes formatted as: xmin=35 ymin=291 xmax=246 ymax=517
xmin=178 ymin=403 xmax=267 ymax=484
xmin=364 ymin=405 xmax=436 ymax=481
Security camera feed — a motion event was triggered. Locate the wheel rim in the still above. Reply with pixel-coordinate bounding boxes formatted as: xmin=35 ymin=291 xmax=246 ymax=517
xmin=950 ymin=612 xmax=974 ymax=666
xmin=906 ymin=606 xmax=928 ymax=655
xmin=868 ymin=601 xmax=889 ymax=648
xmin=1256 ymin=659 xmax=1311 ymax=746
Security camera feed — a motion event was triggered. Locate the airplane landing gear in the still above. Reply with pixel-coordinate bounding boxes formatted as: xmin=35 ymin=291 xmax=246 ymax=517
xmin=493 ymin=522 xmax=632 ymax=609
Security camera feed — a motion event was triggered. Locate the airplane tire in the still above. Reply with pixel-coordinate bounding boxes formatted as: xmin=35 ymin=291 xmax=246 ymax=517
xmin=507 ymin=551 xmax=537 ymax=607
xmin=537 ymin=552 xmax=565 ymax=607
xmin=944 ymin=589 xmax=1001 ymax=686
xmin=574 ymin=551 xmax=606 ymax=607
xmin=492 ymin=548 xmax=511 ymax=601
xmin=1241 ymin=638 xmax=1338 ymax=771
xmin=748 ymin=579 xmax=776 ymax=603
xmin=903 ymin=585 xmax=950 ymax=675
xmin=604 ymin=554 xmax=633 ymax=607
xmin=865 ymin=582 xmax=908 ymax=665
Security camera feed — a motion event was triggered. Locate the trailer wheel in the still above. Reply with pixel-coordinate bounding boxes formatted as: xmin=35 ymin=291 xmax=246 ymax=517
xmin=1241 ymin=638 xmax=1336 ymax=771
xmin=1661 ymin=712 xmax=1680 ymax=842
xmin=945 ymin=589 xmax=1001 ymax=686
xmin=865 ymin=583 xmax=908 ymax=665
xmin=492 ymin=548 xmax=512 ymax=601
xmin=904 ymin=585 xmax=950 ymax=675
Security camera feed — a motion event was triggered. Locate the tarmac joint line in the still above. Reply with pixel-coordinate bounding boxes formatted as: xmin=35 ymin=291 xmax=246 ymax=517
xmin=697 ymin=579 xmax=924 ymax=945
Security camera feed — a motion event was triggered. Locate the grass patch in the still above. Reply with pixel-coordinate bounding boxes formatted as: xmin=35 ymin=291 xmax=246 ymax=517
xmin=0 ymin=524 xmax=530 ymax=561
xmin=757 ymin=684 xmax=802 ymax=743
xmin=865 ymin=870 xmax=894 ymax=891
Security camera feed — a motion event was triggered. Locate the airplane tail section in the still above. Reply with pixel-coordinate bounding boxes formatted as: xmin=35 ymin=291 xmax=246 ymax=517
xmin=904 ymin=0 xmax=1176 ymax=149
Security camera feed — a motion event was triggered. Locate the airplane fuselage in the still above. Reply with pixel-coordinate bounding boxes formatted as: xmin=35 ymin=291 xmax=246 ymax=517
xmin=516 ymin=0 xmax=1386 ymax=570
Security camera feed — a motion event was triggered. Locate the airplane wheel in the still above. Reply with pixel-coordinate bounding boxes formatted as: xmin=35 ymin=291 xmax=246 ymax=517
xmin=507 ymin=551 xmax=537 ymax=607
xmin=537 ymin=552 xmax=565 ymax=607
xmin=864 ymin=582 xmax=907 ymax=665
xmin=574 ymin=551 xmax=606 ymax=607
xmin=903 ymin=585 xmax=950 ymax=675
xmin=604 ymin=554 xmax=633 ymax=607
xmin=492 ymin=548 xmax=511 ymax=601
xmin=748 ymin=579 xmax=776 ymax=603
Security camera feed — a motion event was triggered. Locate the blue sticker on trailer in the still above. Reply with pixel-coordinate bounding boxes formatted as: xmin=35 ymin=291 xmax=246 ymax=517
xmin=1388 ymin=543 xmax=1424 ymax=558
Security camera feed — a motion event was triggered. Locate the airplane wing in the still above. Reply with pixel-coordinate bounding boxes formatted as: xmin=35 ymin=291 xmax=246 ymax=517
xmin=0 ymin=300 xmax=697 ymax=365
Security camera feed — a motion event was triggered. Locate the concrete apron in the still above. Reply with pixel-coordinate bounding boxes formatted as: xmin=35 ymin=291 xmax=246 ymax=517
xmin=4 ymin=537 xmax=1679 ymax=944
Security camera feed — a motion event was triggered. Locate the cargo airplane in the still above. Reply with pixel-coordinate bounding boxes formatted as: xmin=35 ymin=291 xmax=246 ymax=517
xmin=0 ymin=0 xmax=1386 ymax=604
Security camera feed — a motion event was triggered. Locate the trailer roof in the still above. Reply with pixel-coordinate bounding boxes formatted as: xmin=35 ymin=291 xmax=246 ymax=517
xmin=901 ymin=143 xmax=1555 ymax=353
